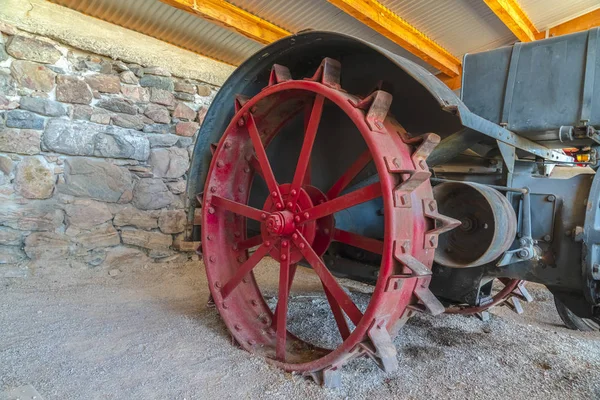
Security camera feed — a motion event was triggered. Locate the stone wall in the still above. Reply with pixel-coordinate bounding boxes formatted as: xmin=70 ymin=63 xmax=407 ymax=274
xmin=0 ymin=23 xmax=219 ymax=276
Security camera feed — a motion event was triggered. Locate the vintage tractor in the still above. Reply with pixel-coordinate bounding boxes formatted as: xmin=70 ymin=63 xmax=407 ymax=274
xmin=186 ymin=28 xmax=600 ymax=385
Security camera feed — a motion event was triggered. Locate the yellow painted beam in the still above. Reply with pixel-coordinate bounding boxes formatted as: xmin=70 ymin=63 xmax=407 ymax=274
xmin=484 ymin=0 xmax=538 ymax=42
xmin=327 ymin=0 xmax=461 ymax=77
xmin=536 ymin=8 xmax=600 ymax=39
xmin=158 ymin=0 xmax=290 ymax=45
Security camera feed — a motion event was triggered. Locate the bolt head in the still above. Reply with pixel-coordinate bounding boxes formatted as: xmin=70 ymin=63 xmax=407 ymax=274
xmin=271 ymin=191 xmax=278 ymax=198
xmin=281 ymin=241 xmax=288 ymax=248
xmin=292 ymin=233 xmax=298 ymax=240
xmin=234 ymin=324 xmax=241 ymax=331
xmin=234 ymin=231 xmax=241 ymax=237
xmin=208 ymin=207 xmax=215 ymax=214
xmin=222 ymin=302 xmax=228 ymax=309
xmin=518 ymin=250 xmax=528 ymax=258
xmin=210 ymin=186 xmax=217 ymax=193
xmin=281 ymin=254 xmax=288 ymax=261
xmin=294 ymin=215 xmax=301 ymax=223
xmin=238 ymin=185 xmax=244 ymax=193
xmin=214 ymin=281 xmax=221 ymax=288
xmin=237 ymin=119 xmax=244 ymax=127
xmin=286 ymin=202 xmax=294 ymax=210
xmin=547 ymin=195 xmax=556 ymax=202
xmin=276 ymin=203 xmax=284 ymax=210
xmin=543 ymin=235 xmax=552 ymax=242
xmin=323 ymin=228 xmax=330 ymax=235
xmin=251 ymin=299 xmax=258 ymax=306
xmin=303 ymin=212 xmax=310 ymax=219
xmin=209 ymin=255 xmax=216 ymax=262
xmin=207 ymin=235 xmax=213 ymax=241
xmin=265 ymin=241 xmax=271 ymax=247
xmin=237 ymin=256 xmax=245 ymax=263
xmin=224 ymin=142 xmax=231 ymax=149
xmin=217 ymin=160 xmax=224 ymax=168
xmin=299 ymin=243 xmax=306 ymax=249
xmin=290 ymin=189 xmax=297 ymax=196
xmin=261 ymin=213 xmax=267 ymax=220
xmin=244 ymin=167 xmax=250 ymax=173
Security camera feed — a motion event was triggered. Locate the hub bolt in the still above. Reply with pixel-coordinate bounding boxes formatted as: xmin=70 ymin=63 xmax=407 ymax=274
xmin=291 ymin=189 xmax=297 ymax=196
xmin=286 ymin=202 xmax=293 ymax=209
xmin=292 ymin=233 xmax=298 ymax=240
xmin=276 ymin=203 xmax=284 ymax=210
xmin=294 ymin=215 xmax=301 ymax=223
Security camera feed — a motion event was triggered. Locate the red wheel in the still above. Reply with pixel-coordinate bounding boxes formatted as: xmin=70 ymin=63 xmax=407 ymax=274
xmin=201 ymin=59 xmax=455 ymax=385
xmin=445 ymin=278 xmax=532 ymax=315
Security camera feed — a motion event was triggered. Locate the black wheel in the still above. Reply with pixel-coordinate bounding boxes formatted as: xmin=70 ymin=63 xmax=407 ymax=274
xmin=554 ymin=296 xmax=600 ymax=331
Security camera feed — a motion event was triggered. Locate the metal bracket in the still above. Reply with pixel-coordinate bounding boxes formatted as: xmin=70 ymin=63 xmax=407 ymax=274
xmin=305 ymin=57 xmax=341 ymax=90
xmin=422 ymin=199 xmax=461 ymax=249
xmin=411 ymin=279 xmax=446 ymax=316
xmin=497 ymin=140 xmax=516 ymax=174
xmin=268 ymin=64 xmax=292 ymax=86
xmin=234 ymin=94 xmax=250 ymax=113
xmin=350 ymin=90 xmax=392 ymax=133
xmin=497 ymin=189 xmax=536 ymax=266
xmin=364 ymin=319 xmax=398 ymax=373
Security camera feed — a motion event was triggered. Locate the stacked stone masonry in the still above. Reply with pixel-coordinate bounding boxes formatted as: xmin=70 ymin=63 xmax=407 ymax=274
xmin=0 ymin=24 xmax=218 ymax=274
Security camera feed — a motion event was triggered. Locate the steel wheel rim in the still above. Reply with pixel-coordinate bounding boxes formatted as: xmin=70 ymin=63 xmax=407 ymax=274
xmin=201 ymin=62 xmax=441 ymax=377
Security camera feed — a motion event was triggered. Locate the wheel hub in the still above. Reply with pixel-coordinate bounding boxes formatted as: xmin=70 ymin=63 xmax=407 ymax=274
xmin=265 ymin=212 xmax=292 ymax=235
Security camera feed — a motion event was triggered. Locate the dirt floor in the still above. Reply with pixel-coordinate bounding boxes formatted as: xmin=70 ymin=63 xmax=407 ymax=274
xmin=1 ymin=256 xmax=600 ymax=400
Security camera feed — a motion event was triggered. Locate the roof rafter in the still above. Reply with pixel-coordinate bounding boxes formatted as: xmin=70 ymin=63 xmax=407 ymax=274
xmin=326 ymin=0 xmax=462 ymax=77
xmin=158 ymin=0 xmax=290 ymax=45
xmin=483 ymin=0 xmax=538 ymax=42
xmin=536 ymin=8 xmax=600 ymax=39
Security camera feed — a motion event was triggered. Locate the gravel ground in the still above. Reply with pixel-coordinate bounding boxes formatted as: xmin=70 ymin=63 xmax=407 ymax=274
xmin=1 ymin=257 xmax=600 ymax=399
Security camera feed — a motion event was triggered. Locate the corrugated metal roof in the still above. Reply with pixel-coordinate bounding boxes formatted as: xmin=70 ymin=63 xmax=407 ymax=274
xmin=520 ymin=0 xmax=600 ymax=31
xmin=49 ymin=0 xmax=263 ymax=66
xmin=202 ymin=0 xmax=440 ymax=72
xmin=49 ymin=0 xmax=600 ymax=73
xmin=378 ymin=0 xmax=517 ymax=55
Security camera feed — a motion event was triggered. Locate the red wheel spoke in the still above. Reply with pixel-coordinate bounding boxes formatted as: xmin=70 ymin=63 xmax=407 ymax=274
xmin=248 ymin=154 xmax=265 ymax=181
xmin=211 ymin=195 xmax=268 ymax=222
xmin=323 ymin=285 xmax=351 ymax=340
xmin=293 ymin=230 xmax=363 ymax=325
xmin=289 ymin=95 xmax=325 ymax=203
xmin=246 ymin=114 xmax=281 ymax=198
xmin=327 ymin=149 xmax=372 ymax=199
xmin=221 ymin=242 xmax=274 ymax=299
xmin=302 ymin=182 xmax=382 ymax=223
xmin=272 ymin=264 xmax=297 ymax=327
xmin=237 ymin=235 xmax=263 ymax=251
xmin=333 ymin=229 xmax=384 ymax=255
xmin=276 ymin=242 xmax=291 ymax=361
